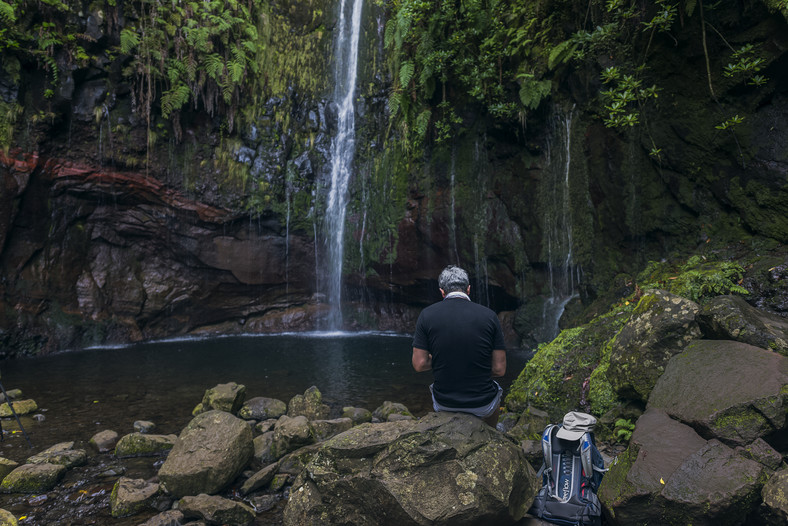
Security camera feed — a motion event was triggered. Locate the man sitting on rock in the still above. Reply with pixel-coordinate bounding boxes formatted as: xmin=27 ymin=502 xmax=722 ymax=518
xmin=411 ymin=265 xmax=507 ymax=427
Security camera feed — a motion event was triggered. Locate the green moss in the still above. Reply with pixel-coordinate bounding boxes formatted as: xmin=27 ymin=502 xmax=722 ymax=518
xmin=637 ymin=255 xmax=749 ymax=304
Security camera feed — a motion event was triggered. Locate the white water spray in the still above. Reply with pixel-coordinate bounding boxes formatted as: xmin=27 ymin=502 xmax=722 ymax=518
xmin=324 ymin=0 xmax=363 ymax=329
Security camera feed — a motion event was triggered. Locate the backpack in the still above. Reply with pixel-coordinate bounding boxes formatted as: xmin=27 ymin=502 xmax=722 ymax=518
xmin=530 ymin=414 xmax=606 ymax=526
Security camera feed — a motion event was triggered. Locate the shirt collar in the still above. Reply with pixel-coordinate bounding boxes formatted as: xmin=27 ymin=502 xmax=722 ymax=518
xmin=444 ymin=291 xmax=471 ymax=301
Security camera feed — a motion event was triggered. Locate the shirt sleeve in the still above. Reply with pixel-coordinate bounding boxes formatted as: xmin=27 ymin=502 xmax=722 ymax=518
xmin=412 ymin=312 xmax=429 ymax=350
xmin=492 ymin=314 xmax=506 ymax=350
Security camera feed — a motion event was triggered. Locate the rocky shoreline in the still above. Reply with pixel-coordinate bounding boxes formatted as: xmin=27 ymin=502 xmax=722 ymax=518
xmin=0 ymin=289 xmax=785 ymax=525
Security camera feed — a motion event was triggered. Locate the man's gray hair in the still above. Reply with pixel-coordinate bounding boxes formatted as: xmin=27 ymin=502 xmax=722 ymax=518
xmin=438 ymin=265 xmax=469 ymax=293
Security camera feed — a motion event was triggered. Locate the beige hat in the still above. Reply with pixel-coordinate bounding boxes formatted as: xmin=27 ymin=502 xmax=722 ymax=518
xmin=555 ymin=411 xmax=597 ymax=440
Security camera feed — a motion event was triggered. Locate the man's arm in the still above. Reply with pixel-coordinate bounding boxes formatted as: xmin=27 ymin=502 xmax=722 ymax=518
xmin=412 ymin=347 xmax=432 ymax=372
xmin=491 ymin=349 xmax=506 ymax=377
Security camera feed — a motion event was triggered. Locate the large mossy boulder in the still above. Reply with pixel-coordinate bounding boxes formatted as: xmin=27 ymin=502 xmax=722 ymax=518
xmin=287 ymin=386 xmax=330 ymax=420
xmin=648 ymin=340 xmax=788 ymax=446
xmin=598 ymin=409 xmax=767 ymax=525
xmin=270 ymin=415 xmax=314 ymax=460
xmin=192 ymin=382 xmax=246 ymax=415
xmin=607 ymin=290 xmax=701 ymax=403
xmin=158 ymin=410 xmax=253 ymax=498
xmin=505 ymin=302 xmax=631 ymax=421
xmin=697 ymin=294 xmax=788 ymax=356
xmin=284 ymin=412 xmax=539 ymax=526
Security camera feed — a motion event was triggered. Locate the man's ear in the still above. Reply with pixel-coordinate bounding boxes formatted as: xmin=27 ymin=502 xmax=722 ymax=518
xmin=466 ymin=285 xmax=471 ymax=295
xmin=439 ymin=288 xmax=446 ymax=298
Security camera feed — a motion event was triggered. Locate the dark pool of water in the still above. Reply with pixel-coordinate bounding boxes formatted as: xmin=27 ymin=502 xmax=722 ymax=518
xmin=0 ymin=333 xmax=531 ymax=524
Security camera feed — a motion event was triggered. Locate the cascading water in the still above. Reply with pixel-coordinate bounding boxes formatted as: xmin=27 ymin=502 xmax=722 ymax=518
xmin=324 ymin=0 xmax=363 ymax=330
xmin=540 ymin=107 xmax=580 ymax=340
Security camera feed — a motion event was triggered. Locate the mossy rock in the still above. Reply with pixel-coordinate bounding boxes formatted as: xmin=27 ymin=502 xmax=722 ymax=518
xmin=0 ymin=463 xmax=66 ymax=493
xmin=114 ymin=433 xmax=177 ymax=458
xmin=27 ymin=442 xmax=86 ymax=468
xmin=0 ymin=508 xmax=17 ymax=526
xmin=0 ymin=458 xmax=19 ymax=483
xmin=760 ymin=467 xmax=788 ymax=525
xmin=110 ymin=477 xmax=160 ymax=518
xmin=193 ymin=382 xmax=246 ymax=416
xmin=607 ymin=290 xmax=701 ymax=403
xmin=505 ymin=301 xmax=634 ymax=421
xmin=649 ymin=340 xmax=788 ymax=446
xmin=0 ymin=400 xmax=37 ymax=417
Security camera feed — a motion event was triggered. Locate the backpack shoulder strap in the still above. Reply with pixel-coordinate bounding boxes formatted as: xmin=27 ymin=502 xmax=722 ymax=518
xmin=580 ymin=432 xmax=607 ymax=488
xmin=541 ymin=424 xmax=557 ymax=475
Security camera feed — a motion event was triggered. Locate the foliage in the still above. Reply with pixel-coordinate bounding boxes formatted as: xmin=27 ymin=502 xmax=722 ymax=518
xmin=637 ymin=255 xmax=748 ymax=303
xmin=613 ymin=418 xmax=635 ymax=442
xmin=118 ymin=0 xmax=260 ymax=141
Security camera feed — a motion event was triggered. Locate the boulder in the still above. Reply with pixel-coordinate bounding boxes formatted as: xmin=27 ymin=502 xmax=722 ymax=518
xmin=178 ymin=494 xmax=256 ymax=525
xmin=598 ymin=409 xmax=767 ymax=525
xmin=158 ymin=410 xmax=253 ymax=498
xmin=109 ymin=477 xmax=160 ymax=517
xmin=114 ymin=433 xmax=177 ymax=457
xmin=648 ymin=340 xmax=788 ymax=446
xmin=310 ymin=417 xmax=352 ymax=440
xmin=0 ymin=458 xmax=19 ymax=481
xmin=505 ymin=406 xmax=549 ymax=443
xmin=89 ymin=430 xmax=119 ymax=453
xmin=0 ymin=389 xmax=22 ymax=403
xmin=759 ymin=467 xmax=788 ymax=525
xmin=270 ymin=415 xmax=314 ymax=460
xmin=239 ymin=397 xmax=287 ymax=420
xmin=255 ymin=419 xmax=278 ymax=434
xmin=253 ymin=431 xmax=276 ymax=466
xmin=736 ymin=438 xmax=785 ymax=471
xmin=342 ymin=406 xmax=372 ymax=424
xmin=607 ymin=290 xmax=701 ymax=402
xmin=372 ymin=400 xmax=413 ymax=421
xmin=137 ymin=510 xmax=185 ymax=526
xmin=133 ymin=420 xmax=156 ymax=433
xmin=284 ymin=412 xmax=539 ymax=526
xmin=0 ymin=509 xmax=17 ymax=526
xmin=287 ymin=386 xmax=330 ymax=420
xmin=0 ymin=399 xmax=37 ymax=417
xmin=0 ymin=463 xmax=66 ymax=493
xmin=27 ymin=442 xmax=86 ymax=468
xmin=240 ymin=461 xmax=279 ymax=496
xmin=193 ymin=382 xmax=246 ymax=415
xmin=697 ymin=295 xmax=788 ymax=355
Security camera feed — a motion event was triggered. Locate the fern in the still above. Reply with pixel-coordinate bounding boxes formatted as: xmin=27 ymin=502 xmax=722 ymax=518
xmin=0 ymin=1 xmax=15 ymax=24
xmin=161 ymin=83 xmax=191 ymax=118
xmin=415 ymin=108 xmax=431 ymax=139
xmin=399 ymin=60 xmax=415 ymax=87
xmin=387 ymin=91 xmax=402 ymax=118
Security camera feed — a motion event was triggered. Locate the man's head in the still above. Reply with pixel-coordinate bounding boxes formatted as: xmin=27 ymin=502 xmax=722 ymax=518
xmin=438 ymin=265 xmax=470 ymax=294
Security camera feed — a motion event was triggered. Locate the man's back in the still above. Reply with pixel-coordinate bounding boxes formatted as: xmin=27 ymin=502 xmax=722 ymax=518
xmin=413 ymin=297 xmax=505 ymax=408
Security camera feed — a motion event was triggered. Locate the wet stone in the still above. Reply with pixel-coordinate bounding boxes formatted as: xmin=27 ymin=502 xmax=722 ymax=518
xmin=134 ymin=420 xmax=156 ymax=433
xmin=27 ymin=442 xmax=87 ymax=469
xmin=90 ymin=429 xmax=119 ymax=453
xmin=0 ymin=463 xmax=66 ymax=493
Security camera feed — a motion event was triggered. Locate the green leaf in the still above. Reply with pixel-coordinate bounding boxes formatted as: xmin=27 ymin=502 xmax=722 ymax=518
xmin=547 ymin=40 xmax=577 ymax=70
xmin=399 ymin=60 xmax=415 ymax=87
xmin=120 ymin=28 xmax=140 ymax=55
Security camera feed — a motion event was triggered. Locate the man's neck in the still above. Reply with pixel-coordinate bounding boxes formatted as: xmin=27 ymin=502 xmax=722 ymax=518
xmin=444 ymin=291 xmax=470 ymax=301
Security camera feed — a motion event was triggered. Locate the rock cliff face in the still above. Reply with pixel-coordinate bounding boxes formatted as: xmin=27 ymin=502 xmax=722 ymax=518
xmin=0 ymin=1 xmax=787 ymax=353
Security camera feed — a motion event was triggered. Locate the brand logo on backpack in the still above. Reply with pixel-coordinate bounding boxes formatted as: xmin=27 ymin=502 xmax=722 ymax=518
xmin=561 ymin=478 xmax=571 ymax=501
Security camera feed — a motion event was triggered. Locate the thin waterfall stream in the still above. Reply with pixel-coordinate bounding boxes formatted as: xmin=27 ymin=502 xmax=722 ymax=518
xmin=324 ymin=0 xmax=363 ymax=330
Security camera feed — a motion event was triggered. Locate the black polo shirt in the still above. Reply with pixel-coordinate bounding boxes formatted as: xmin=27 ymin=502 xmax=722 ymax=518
xmin=412 ymin=296 xmax=506 ymax=408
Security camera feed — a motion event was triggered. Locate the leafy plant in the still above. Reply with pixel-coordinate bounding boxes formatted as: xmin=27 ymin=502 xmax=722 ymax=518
xmin=638 ymin=255 xmax=749 ymax=303
xmin=613 ymin=418 xmax=635 ymax=442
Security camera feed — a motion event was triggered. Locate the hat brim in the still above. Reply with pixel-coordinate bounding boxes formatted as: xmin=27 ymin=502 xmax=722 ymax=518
xmin=555 ymin=427 xmax=585 ymax=441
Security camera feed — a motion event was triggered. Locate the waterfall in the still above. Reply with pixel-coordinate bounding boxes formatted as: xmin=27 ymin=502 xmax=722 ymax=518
xmin=540 ymin=107 xmax=580 ymax=340
xmin=324 ymin=0 xmax=363 ymax=330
